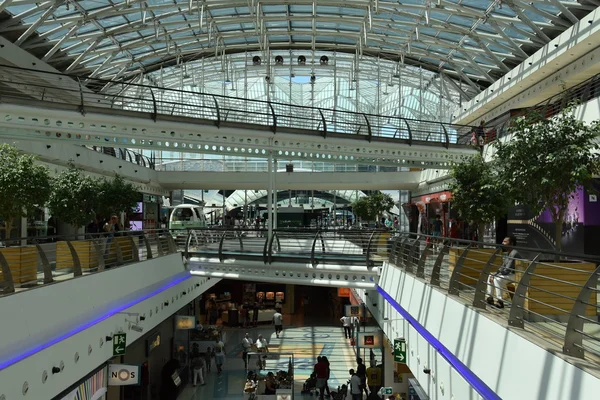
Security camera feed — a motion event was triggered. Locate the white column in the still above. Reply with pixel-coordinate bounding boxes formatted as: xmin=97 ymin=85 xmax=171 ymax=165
xmin=267 ymin=151 xmax=273 ymax=241
xmin=273 ymin=158 xmax=278 ymax=229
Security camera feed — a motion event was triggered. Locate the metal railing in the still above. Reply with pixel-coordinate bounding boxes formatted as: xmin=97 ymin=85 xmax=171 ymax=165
xmin=487 ymin=72 xmax=600 ymax=143
xmin=389 ymin=233 xmax=600 ymax=361
xmin=0 ymin=229 xmax=178 ymax=295
xmin=0 ymin=64 xmax=476 ymax=149
xmin=181 ymin=227 xmax=391 ymax=268
xmin=86 ymin=145 xmax=155 ymax=169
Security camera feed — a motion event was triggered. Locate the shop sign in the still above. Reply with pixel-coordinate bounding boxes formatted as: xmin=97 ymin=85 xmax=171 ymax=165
xmin=175 ymin=315 xmax=196 ymax=330
xmin=113 ymin=333 xmax=127 ymax=356
xmin=358 ymin=331 xmax=382 ymax=348
xmin=108 ymin=364 xmax=140 ymax=386
xmin=146 ymin=331 xmax=161 ymax=355
xmin=394 ymin=338 xmax=407 ymax=364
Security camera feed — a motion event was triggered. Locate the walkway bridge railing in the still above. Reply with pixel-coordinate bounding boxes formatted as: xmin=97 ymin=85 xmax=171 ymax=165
xmin=390 ymin=233 xmax=600 ymax=362
xmin=0 ymin=64 xmax=476 ymax=149
xmin=182 ymin=227 xmax=391 ymax=268
xmin=0 ymin=229 xmax=178 ymax=295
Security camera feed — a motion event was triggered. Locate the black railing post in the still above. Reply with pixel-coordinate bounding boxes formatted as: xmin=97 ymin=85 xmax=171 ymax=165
xmin=149 ymin=88 xmax=157 ymax=122
xmin=319 ymin=109 xmax=327 ymax=138
xmin=403 ymin=118 xmax=413 ymax=146
xmin=268 ymin=102 xmax=277 ymax=133
xmin=363 ymin=114 xmax=372 ymax=142
xmin=212 ymin=95 xmax=221 ymax=128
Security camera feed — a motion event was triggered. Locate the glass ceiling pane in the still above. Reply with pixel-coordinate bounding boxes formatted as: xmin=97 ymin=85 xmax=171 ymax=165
xmin=0 ymin=0 xmax=591 ymax=99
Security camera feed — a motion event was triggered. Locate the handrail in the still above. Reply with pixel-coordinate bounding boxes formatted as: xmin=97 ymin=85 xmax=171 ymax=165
xmin=0 ymin=64 xmax=477 ymax=149
xmin=388 ymin=232 xmax=600 ymax=361
xmin=0 ymin=229 xmax=178 ymax=296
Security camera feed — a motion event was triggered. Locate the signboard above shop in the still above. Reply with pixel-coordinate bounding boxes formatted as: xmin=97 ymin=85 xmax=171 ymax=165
xmin=108 ymin=364 xmax=140 ymax=386
xmin=175 ymin=315 xmax=196 ymax=330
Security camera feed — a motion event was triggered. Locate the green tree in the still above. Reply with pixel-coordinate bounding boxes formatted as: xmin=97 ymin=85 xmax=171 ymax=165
xmin=492 ymin=104 xmax=600 ymax=252
xmin=0 ymin=144 xmax=51 ymax=239
xmin=48 ymin=163 xmax=100 ymax=231
xmin=352 ymin=192 xmax=395 ymax=225
xmin=449 ymin=154 xmax=511 ymax=241
xmin=96 ymin=174 xmax=140 ymax=221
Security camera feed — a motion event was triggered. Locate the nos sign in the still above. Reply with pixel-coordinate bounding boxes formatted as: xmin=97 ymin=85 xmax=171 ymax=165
xmin=108 ymin=364 xmax=140 ymax=386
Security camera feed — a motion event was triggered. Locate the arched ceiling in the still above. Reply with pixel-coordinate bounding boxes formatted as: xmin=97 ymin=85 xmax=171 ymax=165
xmin=0 ymin=0 xmax=595 ymax=101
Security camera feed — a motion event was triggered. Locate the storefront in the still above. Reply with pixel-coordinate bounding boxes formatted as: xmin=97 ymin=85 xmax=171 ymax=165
xmin=409 ymin=191 xmax=452 ymax=236
xmin=53 ymin=365 xmax=108 ymax=400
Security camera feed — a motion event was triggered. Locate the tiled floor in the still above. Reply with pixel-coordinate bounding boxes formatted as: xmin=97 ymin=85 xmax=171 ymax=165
xmin=178 ymin=317 xmax=374 ymax=400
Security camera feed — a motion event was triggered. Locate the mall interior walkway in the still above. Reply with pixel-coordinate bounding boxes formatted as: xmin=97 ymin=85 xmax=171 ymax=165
xmin=178 ymin=287 xmax=379 ymax=400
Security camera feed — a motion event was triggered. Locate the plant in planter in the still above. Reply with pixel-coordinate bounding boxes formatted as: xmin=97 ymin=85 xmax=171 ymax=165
xmin=449 ymin=153 xmax=511 ymax=242
xmin=47 ymin=163 xmax=101 ymax=272
xmin=96 ymin=174 xmax=140 ymax=224
xmin=0 ymin=144 xmax=51 ymax=240
xmin=492 ymin=104 xmax=600 ymax=252
xmin=352 ymin=192 xmax=395 ymax=226
xmin=47 ymin=162 xmax=101 ymax=232
xmin=0 ymin=144 xmax=51 ymax=284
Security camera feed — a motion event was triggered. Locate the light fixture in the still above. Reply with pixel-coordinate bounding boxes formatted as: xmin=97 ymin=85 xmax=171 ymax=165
xmin=253 ymin=55 xmax=261 ymax=65
xmin=275 ymin=55 xmax=284 ymax=65
xmin=297 ymin=55 xmax=306 ymax=65
xmin=320 ymin=55 xmax=329 ymax=65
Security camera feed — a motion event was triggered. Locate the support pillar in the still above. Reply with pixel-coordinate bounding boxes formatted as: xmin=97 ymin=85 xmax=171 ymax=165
xmin=267 ymin=151 xmax=273 ymax=241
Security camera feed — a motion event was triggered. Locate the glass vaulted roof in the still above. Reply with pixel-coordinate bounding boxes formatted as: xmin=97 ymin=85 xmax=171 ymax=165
xmin=0 ymin=0 xmax=594 ymax=103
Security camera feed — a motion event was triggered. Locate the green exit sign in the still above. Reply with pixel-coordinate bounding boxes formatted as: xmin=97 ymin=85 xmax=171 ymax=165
xmin=113 ymin=333 xmax=127 ymax=356
xmin=394 ymin=338 xmax=406 ymax=364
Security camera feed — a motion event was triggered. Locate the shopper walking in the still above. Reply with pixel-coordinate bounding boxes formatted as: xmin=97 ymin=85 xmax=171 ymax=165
xmin=214 ymin=338 xmax=226 ymax=374
xmin=242 ymin=332 xmax=253 ymax=369
xmin=191 ymin=354 xmax=206 ymax=386
xmin=273 ymin=308 xmax=283 ymax=338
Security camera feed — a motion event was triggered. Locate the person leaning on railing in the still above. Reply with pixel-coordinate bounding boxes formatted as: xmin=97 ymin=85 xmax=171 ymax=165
xmin=486 ymin=236 xmax=521 ymax=309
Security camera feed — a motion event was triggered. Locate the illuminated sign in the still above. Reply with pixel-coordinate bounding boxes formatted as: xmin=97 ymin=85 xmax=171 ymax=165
xmin=108 ymin=364 xmax=140 ymax=386
xmin=175 ymin=316 xmax=196 ymax=330
xmin=146 ymin=331 xmax=161 ymax=355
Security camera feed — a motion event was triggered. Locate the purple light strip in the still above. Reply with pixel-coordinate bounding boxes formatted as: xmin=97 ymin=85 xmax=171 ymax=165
xmin=0 ymin=273 xmax=191 ymax=371
xmin=377 ymin=286 xmax=501 ymax=400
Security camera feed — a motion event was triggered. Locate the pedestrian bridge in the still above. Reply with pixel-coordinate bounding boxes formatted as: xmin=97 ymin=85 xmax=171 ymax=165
xmin=183 ymin=228 xmax=384 ymax=289
xmin=0 ymin=65 xmax=478 ymax=169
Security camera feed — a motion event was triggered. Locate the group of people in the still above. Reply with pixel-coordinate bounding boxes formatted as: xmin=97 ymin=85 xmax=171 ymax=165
xmin=190 ymin=337 xmax=226 ymax=386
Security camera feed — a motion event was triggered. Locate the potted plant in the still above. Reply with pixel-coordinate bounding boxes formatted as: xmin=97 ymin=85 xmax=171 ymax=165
xmin=96 ymin=174 xmax=141 ymax=262
xmin=352 ymin=192 xmax=395 ymax=255
xmin=448 ymin=153 xmax=512 ymax=283
xmin=492 ymin=103 xmax=600 ymax=318
xmin=351 ymin=192 xmax=395 ymax=227
xmin=0 ymin=144 xmax=51 ymax=283
xmin=47 ymin=162 xmax=101 ymax=271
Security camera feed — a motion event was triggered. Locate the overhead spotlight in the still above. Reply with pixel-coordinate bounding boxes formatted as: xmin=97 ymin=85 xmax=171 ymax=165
xmin=130 ymin=324 xmax=144 ymax=333
xmin=265 ymin=75 xmax=271 ymax=83
xmin=275 ymin=55 xmax=284 ymax=65
xmin=105 ymin=336 xmax=113 ymax=341
xmin=320 ymin=55 xmax=329 ymax=65
xmin=297 ymin=55 xmax=306 ymax=65
xmin=310 ymin=73 xmax=316 ymax=84
xmin=253 ymin=55 xmax=262 ymax=66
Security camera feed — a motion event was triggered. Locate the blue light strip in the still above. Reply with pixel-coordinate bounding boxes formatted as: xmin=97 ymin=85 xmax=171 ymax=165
xmin=0 ymin=273 xmax=191 ymax=371
xmin=377 ymin=286 xmax=501 ymax=400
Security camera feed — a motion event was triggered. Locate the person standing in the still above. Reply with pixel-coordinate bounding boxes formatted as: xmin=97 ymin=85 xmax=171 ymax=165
xmin=191 ymin=353 xmax=206 ymax=386
xmin=349 ymin=369 xmax=362 ymax=400
xmin=314 ymin=357 xmax=328 ymax=400
xmin=356 ymin=357 xmax=369 ymax=397
xmin=214 ymin=338 xmax=226 ymax=374
xmin=256 ymin=334 xmax=269 ymax=353
xmin=242 ymin=332 xmax=253 ymax=369
xmin=340 ymin=315 xmax=352 ymax=339
xmin=204 ymin=347 xmax=212 ymax=373
xmin=273 ymin=308 xmax=283 ymax=338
